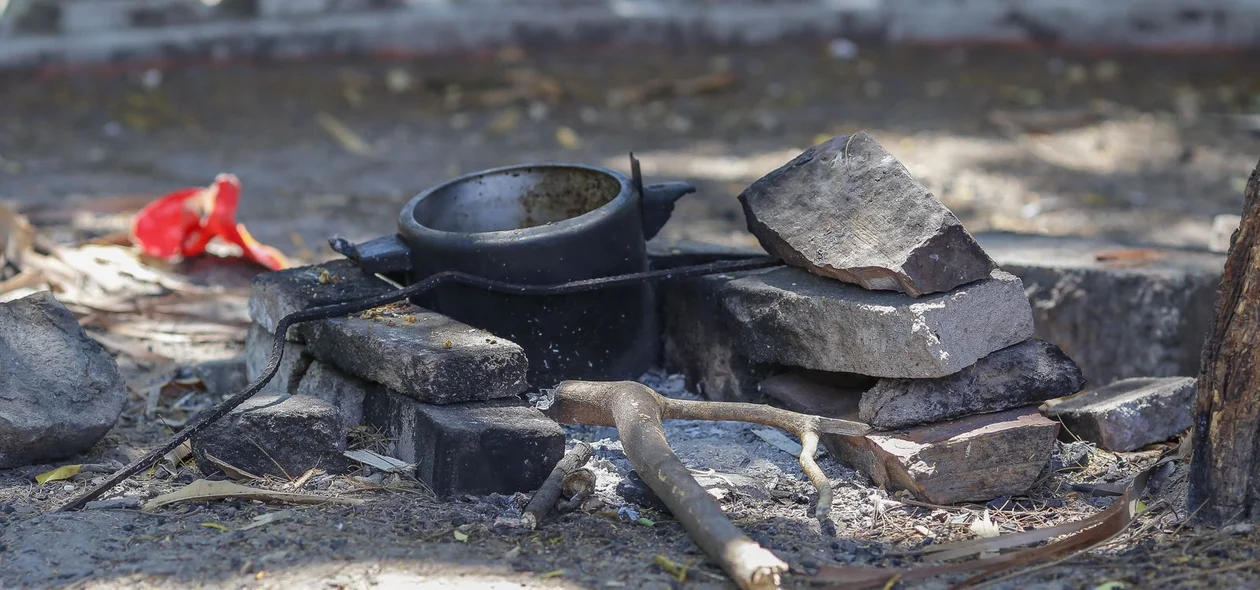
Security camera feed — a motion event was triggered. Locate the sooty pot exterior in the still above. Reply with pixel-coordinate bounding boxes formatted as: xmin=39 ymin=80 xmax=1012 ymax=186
xmin=380 ymin=163 xmax=692 ymax=388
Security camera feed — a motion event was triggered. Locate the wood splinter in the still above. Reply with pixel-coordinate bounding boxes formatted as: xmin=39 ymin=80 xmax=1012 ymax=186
xmin=540 ymin=380 xmax=871 ymax=590
xmin=522 ymin=441 xmax=594 ymax=529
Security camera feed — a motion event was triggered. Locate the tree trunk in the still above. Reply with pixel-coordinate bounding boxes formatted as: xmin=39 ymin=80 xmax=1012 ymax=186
xmin=1189 ymin=158 xmax=1260 ymax=525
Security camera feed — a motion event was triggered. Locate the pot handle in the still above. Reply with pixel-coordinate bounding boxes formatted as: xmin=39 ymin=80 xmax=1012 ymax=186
xmin=631 ymin=153 xmax=696 ymax=241
xmin=328 ymin=234 xmax=413 ymax=275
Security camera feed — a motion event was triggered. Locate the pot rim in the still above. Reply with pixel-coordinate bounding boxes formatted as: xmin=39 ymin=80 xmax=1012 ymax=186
xmin=398 ymin=162 xmax=633 ymax=245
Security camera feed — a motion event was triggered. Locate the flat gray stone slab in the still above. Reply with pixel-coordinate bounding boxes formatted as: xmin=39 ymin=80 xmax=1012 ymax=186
xmin=1043 ymin=376 xmax=1195 ymax=452
xmin=302 ymin=302 xmax=529 ymax=404
xmin=824 ymin=406 xmax=1059 ymax=504
xmin=248 ymin=260 xmax=529 ymax=403
xmin=724 ymin=266 xmax=1034 ymax=378
xmin=759 ymin=340 xmax=1085 ymax=429
xmin=860 ymin=339 xmax=1086 ymax=429
xmin=363 ymin=390 xmax=564 ymax=497
xmin=0 ymin=291 xmax=127 ymax=469
xmin=248 ymin=259 xmax=395 ymax=342
xmin=976 ymin=232 xmax=1224 ymax=385
xmin=738 ymin=132 xmax=997 ymax=296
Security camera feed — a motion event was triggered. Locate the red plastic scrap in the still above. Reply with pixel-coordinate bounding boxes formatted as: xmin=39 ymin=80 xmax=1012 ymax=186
xmin=130 ymin=174 xmax=290 ymax=271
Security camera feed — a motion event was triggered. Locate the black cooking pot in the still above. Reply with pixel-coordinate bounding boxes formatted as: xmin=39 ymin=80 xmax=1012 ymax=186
xmin=332 ymin=158 xmax=695 ymax=388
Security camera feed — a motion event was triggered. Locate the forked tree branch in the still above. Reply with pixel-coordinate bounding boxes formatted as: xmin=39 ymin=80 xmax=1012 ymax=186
xmin=540 ymin=380 xmax=871 ymax=590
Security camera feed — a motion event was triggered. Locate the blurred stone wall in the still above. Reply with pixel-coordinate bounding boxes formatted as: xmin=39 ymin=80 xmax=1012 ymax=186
xmin=0 ymin=0 xmax=1256 ymax=70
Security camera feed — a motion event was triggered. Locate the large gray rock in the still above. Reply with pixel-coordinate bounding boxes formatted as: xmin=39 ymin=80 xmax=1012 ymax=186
xmin=1043 ymin=377 xmax=1195 ymax=452
xmin=302 ymin=302 xmax=529 ymax=404
xmin=976 ymin=232 xmax=1224 ymax=385
xmin=738 ymin=132 xmax=997 ymax=297
xmin=725 ymin=266 xmax=1034 ymax=378
xmin=0 ymin=291 xmax=127 ymax=468
xmin=191 ymin=394 xmax=350 ymax=478
xmin=860 ymin=339 xmax=1086 ymax=429
xmin=363 ymin=390 xmax=565 ymax=497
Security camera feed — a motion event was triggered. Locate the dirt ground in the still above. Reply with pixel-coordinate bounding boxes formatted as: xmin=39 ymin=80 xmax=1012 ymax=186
xmin=3 ymin=43 xmax=1260 ymax=589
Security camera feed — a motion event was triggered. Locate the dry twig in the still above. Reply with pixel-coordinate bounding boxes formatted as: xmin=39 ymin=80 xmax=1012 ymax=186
xmin=523 ymin=441 xmax=593 ymax=529
xmin=540 ymin=380 xmax=870 ymax=590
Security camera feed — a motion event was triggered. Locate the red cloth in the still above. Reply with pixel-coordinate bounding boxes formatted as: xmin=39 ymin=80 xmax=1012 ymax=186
xmin=130 ymin=174 xmax=289 ymax=271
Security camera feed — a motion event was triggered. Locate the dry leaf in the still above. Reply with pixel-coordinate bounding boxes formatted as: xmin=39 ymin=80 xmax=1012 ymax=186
xmin=969 ymin=509 xmax=1000 ymax=539
xmin=750 ymin=428 xmax=803 ymax=457
xmin=315 ymin=112 xmax=376 ymax=157
xmin=142 ymin=479 xmax=364 ymax=511
xmin=487 ymin=109 xmax=521 ymax=135
xmin=655 ymin=555 xmax=690 ymax=583
xmin=203 ymin=453 xmax=261 ymax=481
xmin=240 ymin=510 xmax=296 ymax=531
xmin=36 ymin=464 xmax=83 ymax=485
xmin=1094 ymin=248 xmax=1164 ymax=268
xmin=343 ymin=450 xmax=412 ymax=473
xmin=201 ymin=522 xmax=231 ymax=533
xmin=162 ymin=441 xmax=194 ymax=466
xmin=290 ymin=468 xmax=322 ymax=491
xmin=555 ymin=127 xmax=581 ymax=150
xmin=453 ymin=529 xmax=469 ymax=542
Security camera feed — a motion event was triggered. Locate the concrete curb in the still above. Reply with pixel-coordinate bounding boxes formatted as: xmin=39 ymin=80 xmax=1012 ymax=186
xmin=0 ymin=0 xmax=1256 ymax=71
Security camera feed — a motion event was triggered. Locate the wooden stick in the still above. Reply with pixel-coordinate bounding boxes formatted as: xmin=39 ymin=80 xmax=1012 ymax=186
xmin=522 ymin=441 xmax=593 ymax=529
xmin=543 ymin=380 xmax=871 ymax=590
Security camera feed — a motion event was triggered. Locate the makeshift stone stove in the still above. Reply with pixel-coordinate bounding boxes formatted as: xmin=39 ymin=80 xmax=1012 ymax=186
xmin=190 ymin=259 xmax=565 ymax=497
xmin=190 ymin=130 xmax=1220 ymax=505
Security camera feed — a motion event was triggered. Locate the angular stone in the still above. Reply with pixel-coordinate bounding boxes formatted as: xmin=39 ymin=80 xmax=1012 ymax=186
xmin=363 ymin=390 xmax=565 ymax=497
xmin=860 ymin=339 xmax=1086 ymax=429
xmin=824 ymin=407 xmax=1058 ymax=504
xmin=725 ymin=267 xmax=1034 ymax=378
xmin=245 ymin=322 xmax=311 ymax=398
xmin=0 ymin=291 xmax=127 ymax=468
xmin=302 ymin=303 xmax=529 ymax=404
xmin=1043 ymin=377 xmax=1195 ymax=452
xmin=248 ymin=259 xmax=394 ymax=341
xmin=738 ymin=131 xmax=997 ymax=296
xmin=295 ymin=360 xmax=367 ymax=432
xmin=191 ymin=394 xmax=350 ymax=478
xmin=975 ymin=232 xmax=1224 ymax=384
xmin=760 ymin=340 xmax=1085 ymax=429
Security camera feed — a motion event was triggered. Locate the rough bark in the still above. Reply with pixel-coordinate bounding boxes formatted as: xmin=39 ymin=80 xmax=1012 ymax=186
xmin=1189 ymin=158 xmax=1260 ymax=525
